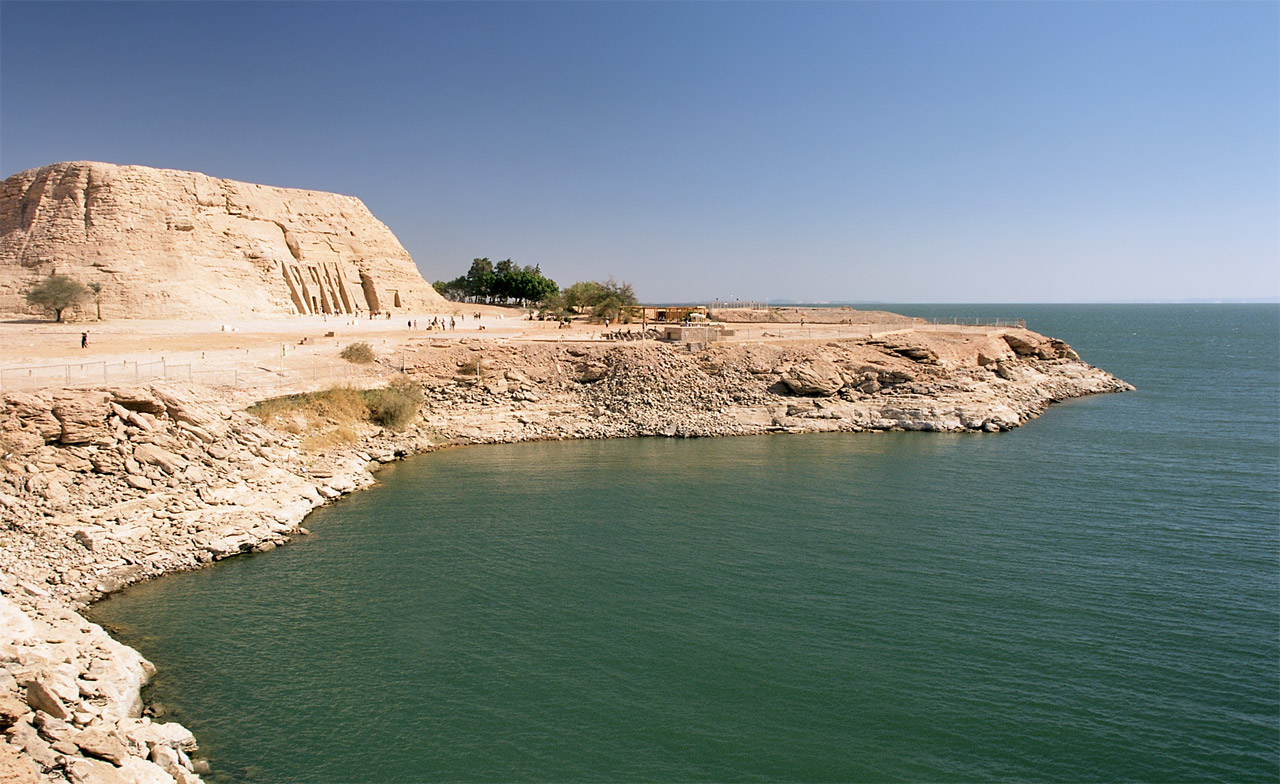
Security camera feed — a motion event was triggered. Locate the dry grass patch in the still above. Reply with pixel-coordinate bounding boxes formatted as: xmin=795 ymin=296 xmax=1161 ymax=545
xmin=340 ymin=342 xmax=375 ymax=364
xmin=247 ymin=377 xmax=423 ymax=448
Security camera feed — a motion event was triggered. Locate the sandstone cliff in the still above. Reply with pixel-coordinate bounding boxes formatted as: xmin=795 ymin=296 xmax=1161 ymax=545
xmin=0 ymin=162 xmax=448 ymax=320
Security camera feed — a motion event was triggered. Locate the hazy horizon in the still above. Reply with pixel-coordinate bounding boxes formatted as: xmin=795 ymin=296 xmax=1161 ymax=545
xmin=3 ymin=1 xmax=1276 ymax=304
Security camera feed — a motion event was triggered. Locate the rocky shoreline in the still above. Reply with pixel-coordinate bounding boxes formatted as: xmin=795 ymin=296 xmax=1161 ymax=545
xmin=0 ymin=327 xmax=1132 ymax=782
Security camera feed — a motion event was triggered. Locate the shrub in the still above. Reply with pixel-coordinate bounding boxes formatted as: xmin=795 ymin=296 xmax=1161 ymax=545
xmin=361 ymin=376 xmax=422 ymax=431
xmin=340 ymin=342 xmax=375 ymax=364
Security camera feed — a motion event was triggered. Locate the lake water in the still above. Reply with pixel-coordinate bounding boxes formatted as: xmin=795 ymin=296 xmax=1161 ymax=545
xmin=90 ymin=305 xmax=1279 ymax=783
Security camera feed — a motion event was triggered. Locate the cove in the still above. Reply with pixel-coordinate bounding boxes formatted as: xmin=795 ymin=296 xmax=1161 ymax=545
xmin=89 ymin=306 xmax=1280 ymax=783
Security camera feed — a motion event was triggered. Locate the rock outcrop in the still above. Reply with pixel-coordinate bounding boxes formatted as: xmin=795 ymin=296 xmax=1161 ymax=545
xmin=0 ymin=162 xmax=448 ymax=320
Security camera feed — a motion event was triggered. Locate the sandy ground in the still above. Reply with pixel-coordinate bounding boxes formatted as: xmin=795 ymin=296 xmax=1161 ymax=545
xmin=0 ymin=305 xmax=1012 ymax=395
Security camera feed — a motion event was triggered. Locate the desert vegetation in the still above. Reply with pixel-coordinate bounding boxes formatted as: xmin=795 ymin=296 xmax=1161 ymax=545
xmin=247 ymin=376 xmax=424 ymax=447
xmin=545 ymin=278 xmax=638 ymax=321
xmin=340 ymin=342 xmax=376 ymax=364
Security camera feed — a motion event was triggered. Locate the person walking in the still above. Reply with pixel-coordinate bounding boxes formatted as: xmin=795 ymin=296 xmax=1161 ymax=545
xmin=81 ymin=332 xmax=88 ymax=348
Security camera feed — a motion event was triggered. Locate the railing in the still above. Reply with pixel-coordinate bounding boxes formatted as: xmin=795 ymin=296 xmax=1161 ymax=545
xmin=0 ymin=360 xmax=385 ymax=392
xmin=921 ymin=318 xmax=1026 ymax=328
xmin=707 ymin=300 xmax=768 ymax=309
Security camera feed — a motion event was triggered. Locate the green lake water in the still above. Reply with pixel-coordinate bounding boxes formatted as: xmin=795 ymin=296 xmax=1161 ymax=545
xmin=90 ymin=305 xmax=1280 ymax=783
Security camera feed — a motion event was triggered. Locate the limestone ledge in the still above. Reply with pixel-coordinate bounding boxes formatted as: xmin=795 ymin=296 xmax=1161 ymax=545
xmin=0 ymin=330 xmax=1133 ymax=782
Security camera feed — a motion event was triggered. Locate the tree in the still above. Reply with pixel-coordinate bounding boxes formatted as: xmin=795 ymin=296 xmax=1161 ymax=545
xmin=555 ymin=278 xmax=637 ymax=320
xmin=27 ymin=274 xmax=90 ymax=322
xmin=435 ymin=259 xmax=559 ymax=306
xmin=87 ymin=282 xmax=103 ymax=320
xmin=465 ymin=258 xmax=495 ymax=303
xmin=433 ymin=277 xmax=470 ymax=301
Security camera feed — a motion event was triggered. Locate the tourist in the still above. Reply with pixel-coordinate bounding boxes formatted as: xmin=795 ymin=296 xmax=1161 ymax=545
xmin=81 ymin=332 xmax=88 ymax=348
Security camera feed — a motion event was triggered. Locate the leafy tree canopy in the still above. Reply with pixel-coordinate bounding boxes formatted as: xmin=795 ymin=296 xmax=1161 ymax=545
xmin=546 ymin=278 xmax=638 ymax=320
xmin=433 ymin=258 xmax=559 ymax=307
xmin=26 ymin=274 xmax=90 ymax=322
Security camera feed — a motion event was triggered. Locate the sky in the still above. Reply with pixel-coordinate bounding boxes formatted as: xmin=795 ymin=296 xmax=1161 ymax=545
xmin=2 ymin=1 xmax=1277 ymax=304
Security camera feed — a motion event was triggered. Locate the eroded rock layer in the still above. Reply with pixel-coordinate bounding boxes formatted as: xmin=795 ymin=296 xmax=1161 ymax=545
xmin=0 ymin=162 xmax=448 ymax=320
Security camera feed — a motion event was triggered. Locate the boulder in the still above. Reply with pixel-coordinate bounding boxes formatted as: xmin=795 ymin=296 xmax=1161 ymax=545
xmin=7 ymin=722 xmax=57 ymax=771
xmin=51 ymin=395 xmax=109 ymax=445
xmin=0 ymin=596 xmax=34 ymax=643
xmin=22 ymin=680 xmax=71 ymax=721
xmin=74 ymin=528 xmax=111 ymax=552
xmin=780 ymin=358 xmax=843 ymax=396
xmin=66 ymin=757 xmax=134 ymax=784
xmin=32 ymin=712 xmax=76 ymax=743
xmin=74 ymin=728 xmax=131 ymax=765
xmin=1001 ymin=332 xmax=1043 ymax=357
xmin=575 ymin=362 xmax=608 ymax=383
xmin=4 ymin=394 xmax=61 ymax=442
xmin=888 ymin=344 xmax=939 ymax=363
xmin=118 ymin=719 xmax=197 ymax=753
xmin=108 ymin=389 xmax=167 ymax=416
xmin=132 ymin=444 xmax=185 ymax=475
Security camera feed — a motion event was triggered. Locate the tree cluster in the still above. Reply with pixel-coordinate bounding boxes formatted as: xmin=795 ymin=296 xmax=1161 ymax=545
xmin=548 ymin=278 xmax=638 ymax=320
xmin=433 ymin=258 xmax=559 ymax=306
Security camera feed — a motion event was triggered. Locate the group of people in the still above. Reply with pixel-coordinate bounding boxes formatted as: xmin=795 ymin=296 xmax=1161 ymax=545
xmin=407 ymin=316 xmax=458 ymax=331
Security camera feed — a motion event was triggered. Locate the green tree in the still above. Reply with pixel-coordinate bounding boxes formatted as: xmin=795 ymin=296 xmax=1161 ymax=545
xmin=562 ymin=281 xmax=604 ymax=312
xmin=437 ymin=259 xmax=559 ymax=306
xmin=27 ymin=274 xmax=90 ymax=322
xmin=465 ymin=258 xmax=495 ymax=303
xmin=433 ymin=277 xmax=470 ymax=302
xmin=556 ymin=278 xmax=637 ymax=319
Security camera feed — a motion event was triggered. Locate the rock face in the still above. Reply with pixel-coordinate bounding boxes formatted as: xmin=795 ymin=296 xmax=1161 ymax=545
xmin=0 ymin=162 xmax=448 ymax=319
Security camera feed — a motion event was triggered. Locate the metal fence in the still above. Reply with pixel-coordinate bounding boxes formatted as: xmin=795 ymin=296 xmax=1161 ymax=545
xmin=707 ymin=300 xmax=768 ymax=309
xmin=0 ymin=359 xmax=384 ymax=392
xmin=921 ymin=318 xmax=1027 ymax=328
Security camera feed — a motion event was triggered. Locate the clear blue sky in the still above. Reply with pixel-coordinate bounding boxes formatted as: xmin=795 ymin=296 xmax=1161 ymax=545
xmin=2 ymin=1 xmax=1277 ymax=303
